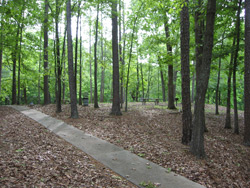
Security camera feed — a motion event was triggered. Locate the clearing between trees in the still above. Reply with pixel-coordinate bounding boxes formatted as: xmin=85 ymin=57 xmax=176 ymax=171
xmin=32 ymin=102 xmax=250 ymax=188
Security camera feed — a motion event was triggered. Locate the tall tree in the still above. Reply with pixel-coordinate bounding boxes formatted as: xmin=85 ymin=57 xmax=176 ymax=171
xmin=12 ymin=24 xmax=20 ymax=105
xmin=111 ymin=0 xmax=122 ymax=115
xmin=125 ymin=12 xmax=138 ymax=112
xmin=0 ymin=0 xmax=4 ymax=96
xmin=180 ymin=0 xmax=192 ymax=145
xmin=89 ymin=10 xmax=93 ymax=103
xmin=67 ymin=0 xmax=78 ymax=118
xmin=55 ymin=0 xmax=62 ymax=113
xmin=164 ymin=15 xmax=175 ymax=109
xmin=74 ymin=0 xmax=81 ymax=97
xmin=79 ymin=18 xmax=83 ymax=105
xmin=233 ymin=0 xmax=242 ymax=134
xmin=244 ymin=0 xmax=250 ymax=146
xmin=17 ymin=11 xmax=24 ymax=105
xmin=225 ymin=37 xmax=235 ymax=129
xmin=190 ymin=0 xmax=216 ymax=158
xmin=44 ymin=0 xmax=50 ymax=105
xmin=94 ymin=3 xmax=100 ymax=108
xmin=215 ymin=31 xmax=225 ymax=115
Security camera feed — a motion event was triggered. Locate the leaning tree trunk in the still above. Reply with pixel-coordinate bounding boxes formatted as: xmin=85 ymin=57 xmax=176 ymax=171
xmin=180 ymin=0 xmax=192 ymax=145
xmin=67 ymin=0 xmax=78 ymax=118
xmin=191 ymin=0 xmax=216 ymax=158
xmin=233 ymin=0 xmax=242 ymax=134
xmin=244 ymin=0 xmax=250 ymax=146
xmin=111 ymin=0 xmax=122 ymax=115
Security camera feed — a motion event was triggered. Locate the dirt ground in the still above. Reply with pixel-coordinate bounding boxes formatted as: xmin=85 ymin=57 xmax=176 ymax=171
xmin=0 ymin=106 xmax=136 ymax=187
xmin=32 ymin=102 xmax=250 ymax=188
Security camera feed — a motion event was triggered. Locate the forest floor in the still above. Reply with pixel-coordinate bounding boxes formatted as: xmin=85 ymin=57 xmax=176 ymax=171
xmin=0 ymin=103 xmax=249 ymax=188
xmin=32 ymin=102 xmax=250 ymax=188
xmin=0 ymin=106 xmax=136 ymax=187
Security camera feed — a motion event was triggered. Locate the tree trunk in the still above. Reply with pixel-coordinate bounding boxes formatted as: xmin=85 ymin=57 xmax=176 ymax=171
xmin=180 ymin=0 xmax=192 ymax=145
xmin=125 ymin=15 xmax=138 ymax=112
xmin=94 ymin=3 xmax=100 ymax=108
xmin=244 ymin=0 xmax=250 ymax=146
xmin=44 ymin=0 xmax=50 ymax=105
xmin=225 ymin=37 xmax=235 ymax=129
xmin=159 ymin=60 xmax=166 ymax=102
xmin=61 ymin=24 xmax=67 ymax=104
xmin=38 ymin=32 xmax=42 ymax=104
xmin=89 ymin=10 xmax=93 ymax=103
xmin=136 ymin=57 xmax=139 ymax=102
xmin=111 ymin=0 xmax=122 ymax=115
xmin=17 ymin=22 xmax=24 ymax=105
xmin=67 ymin=0 xmax=78 ymax=118
xmin=215 ymin=31 xmax=225 ymax=115
xmin=74 ymin=0 xmax=81 ymax=97
xmin=79 ymin=18 xmax=82 ymax=105
xmin=12 ymin=25 xmax=20 ymax=105
xmin=56 ymin=0 xmax=62 ymax=113
xmin=0 ymin=0 xmax=4 ymax=96
xmin=100 ymin=11 xmax=105 ymax=103
xmin=191 ymin=0 xmax=216 ymax=158
xmin=191 ymin=62 xmax=196 ymax=103
xmin=164 ymin=16 xmax=175 ymax=109
xmin=233 ymin=0 xmax=242 ymax=134
xmin=141 ymin=63 xmax=144 ymax=98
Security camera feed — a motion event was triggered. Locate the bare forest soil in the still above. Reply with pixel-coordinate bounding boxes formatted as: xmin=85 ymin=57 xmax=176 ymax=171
xmin=0 ymin=106 xmax=136 ymax=187
xmin=32 ymin=102 xmax=250 ymax=188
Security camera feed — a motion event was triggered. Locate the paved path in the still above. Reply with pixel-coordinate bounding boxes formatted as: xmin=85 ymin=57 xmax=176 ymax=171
xmin=11 ymin=105 xmax=205 ymax=188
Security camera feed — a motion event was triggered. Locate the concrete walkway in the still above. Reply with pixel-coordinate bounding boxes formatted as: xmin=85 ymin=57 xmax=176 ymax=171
xmin=11 ymin=105 xmax=205 ymax=188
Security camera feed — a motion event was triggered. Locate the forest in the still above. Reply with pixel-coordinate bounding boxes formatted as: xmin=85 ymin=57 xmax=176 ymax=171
xmin=0 ymin=0 xmax=250 ymax=159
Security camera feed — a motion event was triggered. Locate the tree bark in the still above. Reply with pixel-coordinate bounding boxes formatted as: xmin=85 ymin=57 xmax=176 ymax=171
xmin=67 ymin=0 xmax=78 ymax=118
xmin=94 ymin=3 xmax=99 ymax=108
xmin=233 ymin=0 xmax=242 ymax=134
xmin=244 ymin=0 xmax=250 ymax=146
xmin=44 ymin=0 xmax=50 ymax=105
xmin=191 ymin=0 xmax=216 ymax=158
xmin=111 ymin=0 xmax=122 ymax=115
xmin=180 ymin=0 xmax=192 ymax=145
